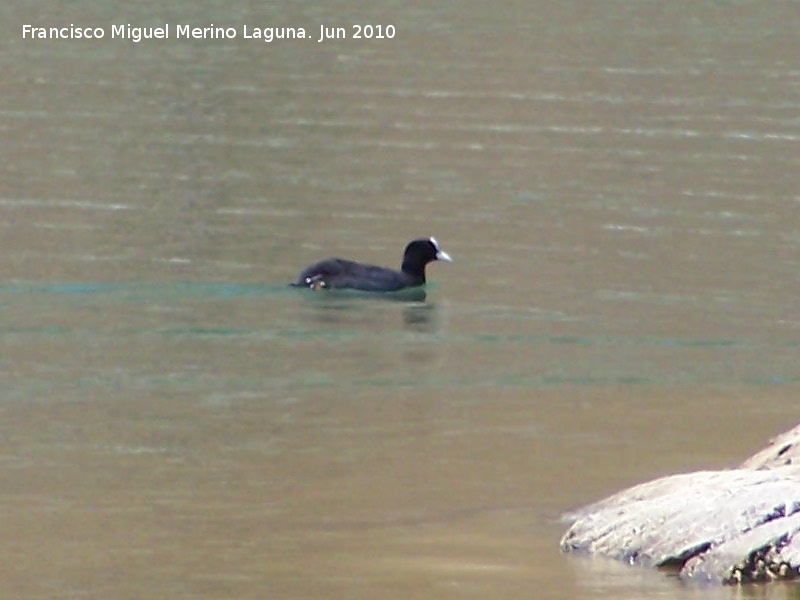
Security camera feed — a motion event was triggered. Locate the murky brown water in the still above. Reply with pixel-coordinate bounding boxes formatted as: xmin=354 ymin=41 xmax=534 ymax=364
xmin=2 ymin=1 xmax=800 ymax=598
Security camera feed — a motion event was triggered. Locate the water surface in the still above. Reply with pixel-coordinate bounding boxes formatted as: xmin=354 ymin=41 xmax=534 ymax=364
xmin=2 ymin=1 xmax=800 ymax=598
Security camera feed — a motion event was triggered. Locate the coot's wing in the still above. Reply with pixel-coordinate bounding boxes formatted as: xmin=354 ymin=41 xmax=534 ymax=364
xmin=292 ymin=258 xmax=348 ymax=287
xmin=338 ymin=264 xmax=412 ymax=291
xmin=292 ymin=259 xmax=413 ymax=291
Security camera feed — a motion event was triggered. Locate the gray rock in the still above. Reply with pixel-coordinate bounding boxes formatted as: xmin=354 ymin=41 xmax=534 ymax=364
xmin=561 ymin=422 xmax=800 ymax=585
xmin=740 ymin=425 xmax=800 ymax=471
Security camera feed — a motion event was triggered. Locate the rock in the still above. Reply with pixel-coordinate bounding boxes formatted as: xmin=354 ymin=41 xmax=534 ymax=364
xmin=561 ymin=422 xmax=800 ymax=585
xmin=740 ymin=425 xmax=800 ymax=471
xmin=682 ymin=510 xmax=800 ymax=584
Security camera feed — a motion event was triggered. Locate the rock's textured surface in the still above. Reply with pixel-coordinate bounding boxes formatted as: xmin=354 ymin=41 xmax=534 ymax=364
xmin=561 ymin=422 xmax=800 ymax=585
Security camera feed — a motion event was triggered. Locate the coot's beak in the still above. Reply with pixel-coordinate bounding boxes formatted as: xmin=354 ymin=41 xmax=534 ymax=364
xmin=429 ymin=237 xmax=453 ymax=263
xmin=436 ymin=250 xmax=453 ymax=263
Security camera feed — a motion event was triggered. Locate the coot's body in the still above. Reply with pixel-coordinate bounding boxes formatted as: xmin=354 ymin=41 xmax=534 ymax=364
xmin=292 ymin=237 xmax=452 ymax=292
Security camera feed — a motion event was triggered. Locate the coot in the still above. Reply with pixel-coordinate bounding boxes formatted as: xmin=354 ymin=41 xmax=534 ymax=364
xmin=291 ymin=237 xmax=452 ymax=292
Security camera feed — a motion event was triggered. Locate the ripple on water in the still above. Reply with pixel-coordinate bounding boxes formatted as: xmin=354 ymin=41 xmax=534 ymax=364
xmin=0 ymin=198 xmax=134 ymax=210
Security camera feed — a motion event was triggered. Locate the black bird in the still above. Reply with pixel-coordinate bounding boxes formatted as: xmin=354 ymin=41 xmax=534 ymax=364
xmin=291 ymin=237 xmax=452 ymax=292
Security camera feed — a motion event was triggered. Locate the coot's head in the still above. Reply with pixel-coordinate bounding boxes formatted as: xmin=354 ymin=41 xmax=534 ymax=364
xmin=401 ymin=237 xmax=452 ymax=280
